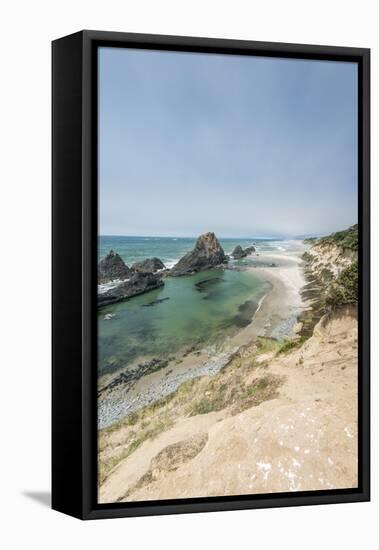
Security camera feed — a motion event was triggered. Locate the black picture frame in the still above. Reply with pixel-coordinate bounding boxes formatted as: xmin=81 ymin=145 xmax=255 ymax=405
xmin=52 ymin=30 xmax=370 ymax=520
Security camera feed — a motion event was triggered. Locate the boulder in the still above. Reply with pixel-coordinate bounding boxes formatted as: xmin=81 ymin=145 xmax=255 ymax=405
xmin=98 ymin=271 xmax=164 ymax=307
xmin=231 ymin=245 xmax=247 ymax=259
xmin=231 ymin=245 xmax=256 ymax=259
xmin=170 ymin=232 xmax=228 ymax=276
xmin=98 ymin=250 xmax=132 ymax=283
xmin=131 ymin=257 xmax=165 ymax=273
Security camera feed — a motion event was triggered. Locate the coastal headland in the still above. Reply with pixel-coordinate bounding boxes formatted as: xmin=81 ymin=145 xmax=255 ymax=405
xmin=97 ymin=226 xmax=358 ymax=502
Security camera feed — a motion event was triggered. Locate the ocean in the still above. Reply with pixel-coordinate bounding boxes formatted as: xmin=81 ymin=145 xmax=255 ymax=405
xmin=98 ymin=235 xmax=297 ymax=267
xmin=98 ymin=236 xmax=302 ymax=379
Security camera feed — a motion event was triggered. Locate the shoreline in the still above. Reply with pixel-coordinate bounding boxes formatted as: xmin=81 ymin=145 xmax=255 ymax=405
xmin=238 ymin=253 xmax=306 ymax=340
xmin=98 ymin=247 xmax=307 ymax=429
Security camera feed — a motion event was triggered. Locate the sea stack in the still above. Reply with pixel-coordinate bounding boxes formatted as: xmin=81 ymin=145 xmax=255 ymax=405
xmin=98 ymin=250 xmax=132 ymax=283
xmin=170 ymin=232 xmax=228 ymax=276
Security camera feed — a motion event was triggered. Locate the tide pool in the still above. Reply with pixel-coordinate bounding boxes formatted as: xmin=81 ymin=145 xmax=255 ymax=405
xmin=98 ymin=266 xmax=269 ymax=377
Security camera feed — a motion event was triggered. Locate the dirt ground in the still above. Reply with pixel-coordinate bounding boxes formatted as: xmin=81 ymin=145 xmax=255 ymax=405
xmin=99 ymin=306 xmax=357 ymax=503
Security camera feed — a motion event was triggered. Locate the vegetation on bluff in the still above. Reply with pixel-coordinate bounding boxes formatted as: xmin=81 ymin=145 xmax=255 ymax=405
xmin=326 ymin=261 xmax=358 ymax=307
xmin=303 ymin=237 xmax=318 ymax=244
xmin=317 ymin=224 xmax=358 ymax=251
xmin=299 ymin=226 xmax=358 ymax=335
xmin=98 ymin=337 xmax=285 ymax=485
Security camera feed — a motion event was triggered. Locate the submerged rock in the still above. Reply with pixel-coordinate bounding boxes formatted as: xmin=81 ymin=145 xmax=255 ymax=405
xmin=98 ymin=271 xmax=164 ymax=307
xmin=170 ymin=232 xmax=228 ymax=276
xmin=194 ymin=277 xmax=223 ymax=292
xmin=132 ymin=257 xmax=165 ymax=273
xmin=98 ymin=250 xmax=132 ymax=283
xmin=142 ymin=297 xmax=170 ymax=307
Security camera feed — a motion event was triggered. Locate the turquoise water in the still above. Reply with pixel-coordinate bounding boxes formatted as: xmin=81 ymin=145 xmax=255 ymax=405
xmin=98 ymin=267 xmax=270 ymax=376
xmin=98 ymin=236 xmax=299 ymax=378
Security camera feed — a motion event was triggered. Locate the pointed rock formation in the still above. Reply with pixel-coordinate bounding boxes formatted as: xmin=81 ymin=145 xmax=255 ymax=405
xmin=98 ymin=250 xmax=132 ymax=283
xmin=170 ymin=232 xmax=227 ymax=276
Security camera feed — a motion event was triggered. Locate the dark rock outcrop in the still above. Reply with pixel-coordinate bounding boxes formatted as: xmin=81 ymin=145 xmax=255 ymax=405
xmin=98 ymin=271 xmax=164 ymax=307
xmin=98 ymin=250 xmax=132 ymax=283
xmin=131 ymin=257 xmax=165 ymax=273
xmin=231 ymin=244 xmax=256 ymax=259
xmin=231 ymin=245 xmax=247 ymax=259
xmin=170 ymin=232 xmax=227 ymax=276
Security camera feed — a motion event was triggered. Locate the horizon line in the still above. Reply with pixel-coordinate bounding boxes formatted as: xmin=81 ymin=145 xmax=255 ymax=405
xmin=98 ymin=233 xmax=322 ymax=240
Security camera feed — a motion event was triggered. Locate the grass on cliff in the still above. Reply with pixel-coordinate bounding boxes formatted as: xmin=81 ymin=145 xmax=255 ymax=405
xmin=301 ymin=251 xmax=314 ymax=262
xmin=299 ymin=227 xmax=358 ymax=334
xmin=297 ymin=262 xmax=358 ymax=335
xmin=98 ymin=337 xmax=285 ymax=484
xmin=303 ymin=237 xmax=318 ymax=244
xmin=277 ymin=336 xmax=308 ymax=355
xmin=189 ymin=373 xmax=282 ymax=417
xmin=317 ymin=224 xmax=358 ymax=251
xmin=326 ymin=262 xmax=358 ymax=307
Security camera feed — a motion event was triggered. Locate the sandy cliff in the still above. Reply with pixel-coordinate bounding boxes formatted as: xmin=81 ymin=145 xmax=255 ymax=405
xmin=99 ymin=306 xmax=357 ymax=502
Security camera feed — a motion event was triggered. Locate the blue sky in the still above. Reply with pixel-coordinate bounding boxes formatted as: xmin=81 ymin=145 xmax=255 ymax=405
xmin=99 ymin=47 xmax=357 ymax=238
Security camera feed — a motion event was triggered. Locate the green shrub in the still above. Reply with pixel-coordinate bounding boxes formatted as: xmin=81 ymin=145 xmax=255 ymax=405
xmin=277 ymin=336 xmax=307 ymax=355
xmin=318 ymin=224 xmax=358 ymax=251
xmin=303 ymin=237 xmax=317 ymax=244
xmin=320 ymin=267 xmax=334 ymax=282
xmin=326 ymin=262 xmax=358 ymax=307
xmin=302 ymin=251 xmax=313 ymax=262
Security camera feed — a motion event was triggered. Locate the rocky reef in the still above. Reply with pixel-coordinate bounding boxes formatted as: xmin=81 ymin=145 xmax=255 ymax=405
xmin=131 ymin=257 xmax=165 ymax=273
xmin=170 ymin=232 xmax=228 ymax=276
xmin=98 ymin=249 xmax=167 ymax=307
xmin=98 ymin=250 xmax=132 ymax=283
xmin=98 ymin=271 xmax=164 ymax=307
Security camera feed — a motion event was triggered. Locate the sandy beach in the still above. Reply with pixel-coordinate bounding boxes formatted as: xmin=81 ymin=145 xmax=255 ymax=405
xmin=238 ymin=250 xmax=307 ymax=339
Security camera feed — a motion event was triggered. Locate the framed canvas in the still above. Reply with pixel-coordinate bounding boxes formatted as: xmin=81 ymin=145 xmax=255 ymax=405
xmin=52 ymin=30 xmax=370 ymax=520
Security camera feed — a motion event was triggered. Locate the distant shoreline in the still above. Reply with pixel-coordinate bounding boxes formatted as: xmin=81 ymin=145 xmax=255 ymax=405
xmin=99 ymin=234 xmax=295 ymax=240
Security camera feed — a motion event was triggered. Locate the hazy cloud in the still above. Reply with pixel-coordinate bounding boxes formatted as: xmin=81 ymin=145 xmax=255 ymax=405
xmin=99 ymin=48 xmax=357 ymax=238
